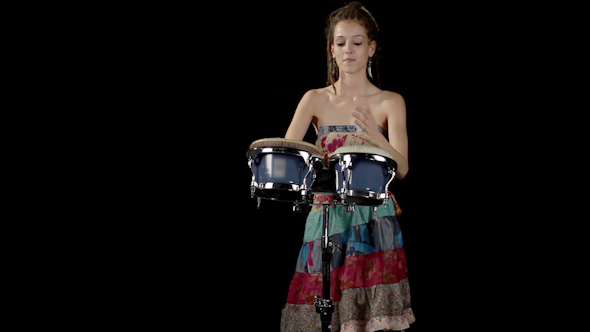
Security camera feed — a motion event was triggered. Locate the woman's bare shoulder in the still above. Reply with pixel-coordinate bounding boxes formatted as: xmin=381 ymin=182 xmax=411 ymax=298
xmin=298 ymin=87 xmax=331 ymax=109
xmin=379 ymin=90 xmax=406 ymax=112
xmin=305 ymin=87 xmax=332 ymax=101
xmin=379 ymin=90 xmax=405 ymax=102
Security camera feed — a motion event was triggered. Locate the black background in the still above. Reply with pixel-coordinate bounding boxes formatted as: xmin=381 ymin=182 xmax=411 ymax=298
xmin=114 ymin=1 xmax=517 ymax=330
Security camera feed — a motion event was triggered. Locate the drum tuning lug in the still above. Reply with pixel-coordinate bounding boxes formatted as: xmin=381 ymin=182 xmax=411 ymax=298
xmin=257 ymin=197 xmax=262 ymax=209
xmin=293 ymin=204 xmax=302 ymax=213
xmin=373 ymin=206 xmax=379 ymax=213
xmin=346 ymin=205 xmax=356 ymax=213
xmin=329 ymin=241 xmax=341 ymax=253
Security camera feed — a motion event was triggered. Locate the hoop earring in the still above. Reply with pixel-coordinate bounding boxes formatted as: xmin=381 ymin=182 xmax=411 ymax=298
xmin=368 ymin=57 xmax=373 ymax=79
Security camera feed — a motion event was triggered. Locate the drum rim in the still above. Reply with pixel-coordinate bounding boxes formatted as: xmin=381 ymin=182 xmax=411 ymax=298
xmin=340 ymin=189 xmax=389 ymax=205
xmin=250 ymin=182 xmax=310 ymax=203
xmin=329 ymin=145 xmax=394 ymax=159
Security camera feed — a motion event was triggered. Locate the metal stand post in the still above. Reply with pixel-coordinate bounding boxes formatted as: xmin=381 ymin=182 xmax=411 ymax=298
xmin=315 ymin=204 xmax=334 ymax=332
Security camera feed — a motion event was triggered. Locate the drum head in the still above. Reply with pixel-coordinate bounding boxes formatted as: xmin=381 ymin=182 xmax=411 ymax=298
xmin=249 ymin=138 xmax=320 ymax=156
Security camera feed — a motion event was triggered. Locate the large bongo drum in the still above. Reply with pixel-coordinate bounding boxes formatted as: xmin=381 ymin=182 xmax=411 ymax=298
xmin=328 ymin=145 xmax=397 ymax=206
xmin=247 ymin=138 xmax=323 ymax=203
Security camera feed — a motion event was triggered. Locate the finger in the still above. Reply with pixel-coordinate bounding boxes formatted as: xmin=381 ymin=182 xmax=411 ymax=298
xmin=361 ymin=106 xmax=376 ymax=124
xmin=357 ymin=132 xmax=375 ymax=144
xmin=354 ymin=111 xmax=374 ymax=128
xmin=357 ymin=106 xmax=377 ymax=123
xmin=352 ymin=112 xmax=366 ymax=125
xmin=354 ymin=117 xmax=365 ymax=128
xmin=354 ymin=118 xmax=370 ymax=132
xmin=354 ymin=111 xmax=377 ymax=133
xmin=352 ymin=108 xmax=366 ymax=119
xmin=352 ymin=113 xmax=370 ymax=130
xmin=356 ymin=105 xmax=371 ymax=115
xmin=355 ymin=106 xmax=369 ymax=119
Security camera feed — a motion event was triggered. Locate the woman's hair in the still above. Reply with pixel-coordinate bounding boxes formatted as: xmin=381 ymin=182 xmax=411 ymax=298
xmin=326 ymin=1 xmax=381 ymax=94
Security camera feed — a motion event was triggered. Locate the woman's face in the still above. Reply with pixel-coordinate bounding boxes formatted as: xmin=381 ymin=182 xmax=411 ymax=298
xmin=331 ymin=20 xmax=376 ymax=76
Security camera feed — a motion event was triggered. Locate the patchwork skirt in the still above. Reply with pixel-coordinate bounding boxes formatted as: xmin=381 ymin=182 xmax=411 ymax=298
xmin=280 ymin=193 xmax=415 ymax=332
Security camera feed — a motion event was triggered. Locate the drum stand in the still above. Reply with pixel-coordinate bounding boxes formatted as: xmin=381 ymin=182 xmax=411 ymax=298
xmin=315 ymin=204 xmax=335 ymax=332
xmin=314 ymin=202 xmax=371 ymax=332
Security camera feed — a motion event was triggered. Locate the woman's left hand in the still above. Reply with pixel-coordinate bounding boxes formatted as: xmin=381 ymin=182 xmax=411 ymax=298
xmin=352 ymin=106 xmax=388 ymax=148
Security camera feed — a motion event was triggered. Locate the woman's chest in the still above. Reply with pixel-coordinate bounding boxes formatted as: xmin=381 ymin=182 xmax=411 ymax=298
xmin=314 ymin=97 xmax=388 ymax=128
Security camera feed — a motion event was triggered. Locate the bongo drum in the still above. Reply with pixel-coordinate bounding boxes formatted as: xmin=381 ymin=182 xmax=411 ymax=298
xmin=328 ymin=145 xmax=397 ymax=206
xmin=247 ymin=138 xmax=323 ymax=203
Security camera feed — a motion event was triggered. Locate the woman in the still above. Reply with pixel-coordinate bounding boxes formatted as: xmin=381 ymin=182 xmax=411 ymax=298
xmin=281 ymin=2 xmax=415 ymax=331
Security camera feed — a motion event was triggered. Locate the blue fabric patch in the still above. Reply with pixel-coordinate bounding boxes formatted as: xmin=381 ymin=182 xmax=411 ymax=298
xmin=295 ymin=215 xmax=405 ymax=274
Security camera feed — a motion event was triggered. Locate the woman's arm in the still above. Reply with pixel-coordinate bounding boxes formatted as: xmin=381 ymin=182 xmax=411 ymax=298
xmin=384 ymin=94 xmax=409 ymax=179
xmin=353 ymin=93 xmax=409 ymax=179
xmin=285 ymin=90 xmax=317 ymax=141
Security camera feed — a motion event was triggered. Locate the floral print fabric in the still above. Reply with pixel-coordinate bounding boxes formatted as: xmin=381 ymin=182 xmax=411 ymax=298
xmin=315 ymin=125 xmax=385 ymax=161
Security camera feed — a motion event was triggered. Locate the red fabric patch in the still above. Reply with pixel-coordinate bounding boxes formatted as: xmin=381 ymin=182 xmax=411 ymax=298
xmin=327 ymin=135 xmax=348 ymax=154
xmin=286 ymin=248 xmax=409 ymax=305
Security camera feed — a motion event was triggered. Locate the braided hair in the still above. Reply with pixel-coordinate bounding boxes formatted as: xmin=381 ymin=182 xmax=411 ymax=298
xmin=325 ymin=1 xmax=381 ymax=94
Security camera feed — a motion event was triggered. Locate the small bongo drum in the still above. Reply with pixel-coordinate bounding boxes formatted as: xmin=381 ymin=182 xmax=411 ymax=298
xmin=247 ymin=138 xmax=323 ymax=203
xmin=328 ymin=145 xmax=397 ymax=206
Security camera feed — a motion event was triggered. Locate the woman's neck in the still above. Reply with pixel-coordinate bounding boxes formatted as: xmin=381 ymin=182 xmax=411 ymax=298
xmin=334 ymin=72 xmax=373 ymax=98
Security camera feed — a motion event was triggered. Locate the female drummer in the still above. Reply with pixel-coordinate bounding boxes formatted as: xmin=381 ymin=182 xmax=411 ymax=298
xmin=281 ymin=2 xmax=414 ymax=331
